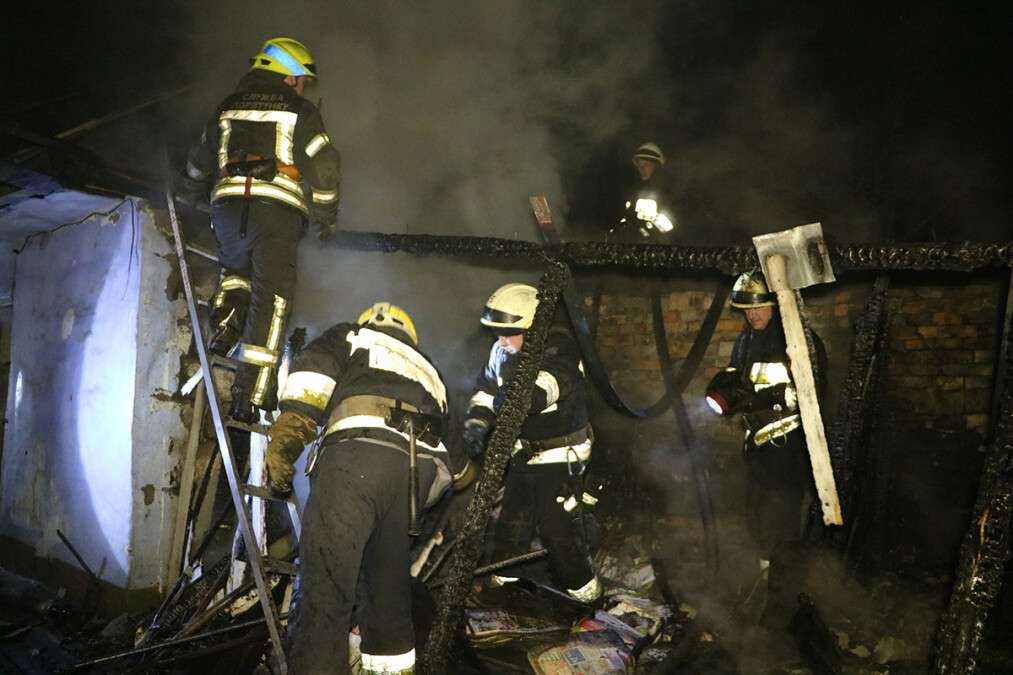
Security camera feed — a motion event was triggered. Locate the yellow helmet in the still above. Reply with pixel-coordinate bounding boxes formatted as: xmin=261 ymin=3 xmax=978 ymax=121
xmin=730 ymin=270 xmax=776 ymax=309
xmin=358 ymin=302 xmax=418 ymax=346
xmin=250 ymin=37 xmax=317 ymax=79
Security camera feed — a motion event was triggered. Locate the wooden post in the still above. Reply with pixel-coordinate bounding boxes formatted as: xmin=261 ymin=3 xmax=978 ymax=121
xmin=765 ymin=254 xmax=843 ymax=526
xmin=167 ymin=380 xmax=206 ymax=586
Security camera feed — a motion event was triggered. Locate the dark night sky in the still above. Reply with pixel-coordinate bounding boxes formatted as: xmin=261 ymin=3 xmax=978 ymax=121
xmin=4 ymin=1 xmax=1010 ymax=243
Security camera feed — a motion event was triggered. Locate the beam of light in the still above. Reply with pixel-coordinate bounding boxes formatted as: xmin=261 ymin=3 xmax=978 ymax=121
xmin=74 ymin=216 xmax=140 ymax=583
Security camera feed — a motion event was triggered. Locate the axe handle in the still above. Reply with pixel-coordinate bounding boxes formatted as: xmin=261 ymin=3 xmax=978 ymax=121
xmin=765 ymin=254 xmax=843 ymax=526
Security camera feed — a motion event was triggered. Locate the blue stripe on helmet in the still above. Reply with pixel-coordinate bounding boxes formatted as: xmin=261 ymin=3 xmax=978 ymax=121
xmin=264 ymin=44 xmax=309 ymax=77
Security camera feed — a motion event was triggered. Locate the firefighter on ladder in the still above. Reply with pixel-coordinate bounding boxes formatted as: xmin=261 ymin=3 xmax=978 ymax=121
xmin=704 ymin=271 xmax=828 ymax=628
xmin=263 ymin=303 xmax=474 ymax=674
xmin=181 ymin=37 xmax=341 ymax=422
xmin=463 ymin=283 xmax=603 ymax=604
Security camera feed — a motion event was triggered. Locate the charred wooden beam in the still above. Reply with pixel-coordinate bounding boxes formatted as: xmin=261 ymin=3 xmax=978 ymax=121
xmin=825 ymin=275 xmax=891 ymax=559
xmin=933 ymin=305 xmax=1013 ymax=674
xmin=421 ymin=262 xmax=569 ymax=674
xmin=330 ymin=231 xmax=1013 ymax=274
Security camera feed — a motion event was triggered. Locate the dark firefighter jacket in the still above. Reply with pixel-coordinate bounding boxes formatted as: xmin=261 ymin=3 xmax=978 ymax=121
xmin=277 ymin=323 xmax=470 ymax=501
xmin=466 ymin=326 xmax=591 ymax=463
xmin=726 ymin=316 xmax=827 ymax=447
xmin=186 ymin=70 xmax=341 ymax=218
xmin=611 ymin=173 xmax=678 ymax=243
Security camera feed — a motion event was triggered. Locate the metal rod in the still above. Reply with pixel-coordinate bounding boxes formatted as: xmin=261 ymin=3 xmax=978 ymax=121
xmin=69 ymin=615 xmax=285 ymax=669
xmin=55 ymin=529 xmax=97 ymax=581
xmin=164 ymin=150 xmax=289 ymax=675
xmin=178 ymin=579 xmax=257 ymax=638
xmin=429 ymin=549 xmax=549 ymax=589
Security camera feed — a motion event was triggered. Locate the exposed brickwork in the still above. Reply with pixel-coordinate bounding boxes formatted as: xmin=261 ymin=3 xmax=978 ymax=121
xmin=591 ymin=278 xmax=1000 ymax=438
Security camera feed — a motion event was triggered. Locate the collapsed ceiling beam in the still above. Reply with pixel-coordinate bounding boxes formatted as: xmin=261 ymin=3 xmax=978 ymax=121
xmin=330 ymin=231 xmax=1013 ymax=274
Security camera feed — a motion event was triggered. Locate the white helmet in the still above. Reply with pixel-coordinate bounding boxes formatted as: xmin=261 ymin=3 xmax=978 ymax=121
xmin=358 ymin=302 xmax=418 ymax=345
xmin=480 ymin=283 xmax=538 ymax=335
xmin=632 ymin=142 xmax=665 ymax=166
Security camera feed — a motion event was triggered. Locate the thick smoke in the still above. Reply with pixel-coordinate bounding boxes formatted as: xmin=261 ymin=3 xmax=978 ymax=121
xmin=178 ymin=1 xmax=667 ymax=239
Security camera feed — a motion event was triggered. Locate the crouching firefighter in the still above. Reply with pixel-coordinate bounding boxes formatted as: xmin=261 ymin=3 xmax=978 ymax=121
xmin=181 ymin=37 xmax=341 ymax=422
xmin=263 ymin=303 xmax=475 ymax=674
xmin=704 ymin=270 xmax=827 ymax=627
xmin=463 ymin=283 xmax=602 ymax=604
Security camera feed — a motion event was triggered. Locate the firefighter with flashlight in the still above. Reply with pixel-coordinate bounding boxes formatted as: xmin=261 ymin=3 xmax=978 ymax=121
xmin=609 ymin=141 xmax=677 ymax=243
xmin=181 ymin=37 xmax=341 ymax=422
xmin=263 ymin=303 xmax=474 ymax=674
xmin=463 ymin=283 xmax=602 ymax=604
xmin=705 ymin=270 xmax=827 ymax=628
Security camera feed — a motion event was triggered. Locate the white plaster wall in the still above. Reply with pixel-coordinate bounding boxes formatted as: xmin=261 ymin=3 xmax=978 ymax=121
xmin=1 ymin=198 xmax=187 ymax=593
xmin=2 ymin=200 xmax=140 ymax=586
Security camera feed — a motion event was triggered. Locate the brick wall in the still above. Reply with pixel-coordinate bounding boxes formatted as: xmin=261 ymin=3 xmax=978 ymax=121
xmin=590 ymin=276 xmax=1000 ymax=438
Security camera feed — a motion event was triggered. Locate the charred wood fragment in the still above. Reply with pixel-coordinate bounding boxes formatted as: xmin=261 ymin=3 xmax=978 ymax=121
xmin=421 ymin=262 xmax=569 ymax=674
xmin=934 ymin=294 xmax=1013 ymax=674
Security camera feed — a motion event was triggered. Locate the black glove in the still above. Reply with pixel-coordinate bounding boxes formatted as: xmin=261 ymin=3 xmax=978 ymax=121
xmin=174 ymin=172 xmax=207 ymax=205
xmin=492 ymin=387 xmax=508 ymax=414
xmin=706 ymin=369 xmax=750 ymax=415
xmin=463 ymin=418 xmax=491 ymax=459
xmin=311 ymin=204 xmax=338 ymax=241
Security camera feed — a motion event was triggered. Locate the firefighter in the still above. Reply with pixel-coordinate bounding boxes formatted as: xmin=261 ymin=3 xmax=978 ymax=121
xmin=705 ymin=270 xmax=827 ymax=627
xmin=264 ymin=302 xmax=474 ymax=674
xmin=181 ymin=37 xmax=341 ymax=422
xmin=463 ymin=283 xmax=602 ymax=604
xmin=609 ymin=142 xmax=677 ymax=243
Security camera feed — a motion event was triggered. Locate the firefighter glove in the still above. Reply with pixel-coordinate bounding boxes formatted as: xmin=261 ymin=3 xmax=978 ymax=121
xmin=265 ymin=411 xmax=318 ymax=494
xmin=174 ymin=172 xmax=207 ymax=206
xmin=311 ymin=203 xmax=338 ymax=241
xmin=463 ymin=418 xmax=491 ymax=459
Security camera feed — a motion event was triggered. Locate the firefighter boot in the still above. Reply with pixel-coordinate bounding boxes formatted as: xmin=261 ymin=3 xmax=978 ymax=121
xmin=229 ymin=383 xmax=258 ymax=424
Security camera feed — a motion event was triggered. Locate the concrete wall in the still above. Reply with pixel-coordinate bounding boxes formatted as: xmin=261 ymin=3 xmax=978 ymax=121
xmin=0 ymin=198 xmax=187 ymax=604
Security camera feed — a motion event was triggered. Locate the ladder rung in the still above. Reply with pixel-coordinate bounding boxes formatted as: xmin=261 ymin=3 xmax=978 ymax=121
xmin=226 ymin=418 xmax=271 ymax=435
xmin=242 ymin=483 xmax=291 ymax=503
xmin=262 ymin=557 xmax=299 ymax=576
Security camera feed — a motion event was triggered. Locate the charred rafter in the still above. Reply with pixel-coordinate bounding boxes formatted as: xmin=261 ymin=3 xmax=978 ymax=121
xmin=421 ymin=262 xmax=569 ymax=675
xmin=330 ymin=231 xmax=1013 ymax=274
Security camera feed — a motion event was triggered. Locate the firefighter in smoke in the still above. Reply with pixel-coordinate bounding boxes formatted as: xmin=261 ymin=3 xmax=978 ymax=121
xmin=263 ymin=303 xmax=474 ymax=674
xmin=180 ymin=37 xmax=341 ymax=422
xmin=705 ymin=270 xmax=827 ymax=627
xmin=463 ymin=283 xmax=602 ymax=604
xmin=608 ymin=142 xmax=677 ymax=243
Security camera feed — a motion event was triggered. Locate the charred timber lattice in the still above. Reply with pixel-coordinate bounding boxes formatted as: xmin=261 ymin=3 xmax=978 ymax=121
xmin=421 ymin=262 xmax=569 ymax=675
xmin=330 ymin=232 xmax=1013 ymax=273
